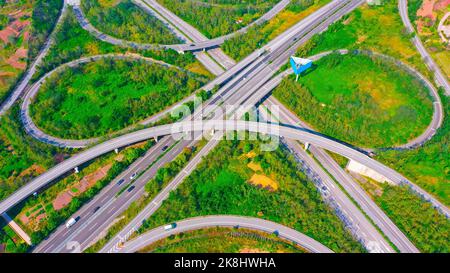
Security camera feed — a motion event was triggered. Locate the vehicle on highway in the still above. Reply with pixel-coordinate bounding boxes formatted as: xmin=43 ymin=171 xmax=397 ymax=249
xmin=93 ymin=206 xmax=101 ymax=214
xmin=130 ymin=173 xmax=137 ymax=180
xmin=164 ymin=223 xmax=177 ymax=231
xmin=116 ymin=178 xmax=125 ymax=186
xmin=127 ymin=186 xmax=135 ymax=193
xmin=162 ymin=145 xmax=169 ymax=151
xmin=66 ymin=218 xmax=77 ymax=229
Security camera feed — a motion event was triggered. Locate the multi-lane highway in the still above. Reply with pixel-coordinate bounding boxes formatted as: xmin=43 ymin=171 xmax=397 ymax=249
xmin=258 ymin=102 xmax=395 ymax=253
xmin=4 ymin=119 xmax=449 ymax=220
xmin=32 ymin=1 xmax=371 ymax=252
xmin=100 ymin=137 xmax=222 ymax=253
xmin=3 ymin=0 xmax=448 ymax=254
xmin=99 ymin=0 xmax=387 ymax=253
xmin=118 ymin=215 xmax=334 ymax=253
xmin=33 ymin=0 xmax=329 ymax=252
xmin=33 ymin=136 xmax=182 ymax=252
xmin=261 ymin=96 xmax=419 ymax=253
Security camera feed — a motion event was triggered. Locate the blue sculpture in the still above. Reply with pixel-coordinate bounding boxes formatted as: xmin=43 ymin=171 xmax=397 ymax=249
xmin=290 ymin=56 xmax=313 ymax=81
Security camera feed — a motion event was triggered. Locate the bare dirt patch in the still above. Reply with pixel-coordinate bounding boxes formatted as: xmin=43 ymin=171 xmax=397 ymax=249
xmin=239 ymin=248 xmax=269 ymax=253
xmin=418 ymin=0 xmax=437 ymax=20
xmin=249 ymin=174 xmax=278 ymax=191
xmin=53 ymin=164 xmax=112 ymax=210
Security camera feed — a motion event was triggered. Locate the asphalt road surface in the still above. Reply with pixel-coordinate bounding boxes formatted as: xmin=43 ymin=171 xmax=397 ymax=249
xmin=119 ymin=215 xmax=334 ymax=253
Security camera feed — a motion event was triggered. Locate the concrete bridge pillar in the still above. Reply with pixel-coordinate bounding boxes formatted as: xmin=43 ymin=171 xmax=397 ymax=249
xmin=74 ymin=167 xmax=79 ymax=173
xmin=154 ymin=136 xmax=159 ymax=143
xmin=114 ymin=148 xmax=119 ymax=154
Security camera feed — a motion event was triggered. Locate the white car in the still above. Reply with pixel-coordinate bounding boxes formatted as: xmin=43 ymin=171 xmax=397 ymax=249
xmin=130 ymin=173 xmax=137 ymax=180
xmin=66 ymin=218 xmax=77 ymax=229
xmin=164 ymin=223 xmax=177 ymax=231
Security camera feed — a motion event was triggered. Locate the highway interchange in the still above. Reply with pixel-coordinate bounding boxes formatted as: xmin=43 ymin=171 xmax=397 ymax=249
xmin=35 ymin=0 xmax=367 ymax=253
xmin=0 ymin=0 xmax=448 ymax=254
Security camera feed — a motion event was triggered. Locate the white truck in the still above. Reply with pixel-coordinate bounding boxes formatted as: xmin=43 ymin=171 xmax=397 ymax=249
xmin=164 ymin=223 xmax=177 ymax=231
xmin=66 ymin=217 xmax=77 ymax=229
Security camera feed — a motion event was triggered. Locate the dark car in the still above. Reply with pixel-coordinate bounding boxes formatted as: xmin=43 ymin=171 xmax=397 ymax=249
xmin=162 ymin=145 xmax=169 ymax=151
xmin=117 ymin=179 xmax=125 ymax=186
xmin=93 ymin=206 xmax=101 ymax=213
xmin=127 ymin=186 xmax=135 ymax=193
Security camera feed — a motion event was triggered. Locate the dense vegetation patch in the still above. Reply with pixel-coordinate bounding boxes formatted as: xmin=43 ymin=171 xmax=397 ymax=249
xmin=34 ymin=7 xmax=199 ymax=80
xmin=138 ymin=139 xmax=364 ymax=253
xmin=0 ymin=218 xmax=28 ymax=253
xmin=0 ymin=106 xmax=66 ymax=203
xmin=375 ymin=184 xmax=450 ymax=253
xmin=377 ymin=92 xmax=449 ymax=205
xmin=31 ymin=58 xmax=207 ymax=139
xmin=28 ymin=0 xmax=63 ymax=61
xmin=81 ymin=0 xmax=181 ymax=44
xmin=273 ymin=53 xmax=433 ymax=147
xmin=139 ymin=227 xmax=304 ymax=253
xmin=157 ymin=0 xmax=278 ymax=38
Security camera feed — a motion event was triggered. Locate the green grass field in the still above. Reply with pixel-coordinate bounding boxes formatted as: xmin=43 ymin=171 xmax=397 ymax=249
xmin=376 ymin=93 xmax=449 ymax=206
xmin=139 ymin=227 xmax=304 ymax=253
xmin=156 ymin=0 xmax=278 ymax=38
xmin=273 ymin=53 xmax=433 ymax=148
xmin=137 ymin=139 xmax=365 ymax=253
xmin=81 ymin=0 xmax=181 ymax=44
xmin=0 ymin=106 xmax=65 ymax=203
xmin=296 ymin=2 xmax=429 ymax=77
xmin=30 ymin=58 xmax=207 ymax=139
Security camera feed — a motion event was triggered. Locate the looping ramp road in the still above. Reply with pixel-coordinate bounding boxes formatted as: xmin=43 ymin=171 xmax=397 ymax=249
xmin=117 ymin=215 xmax=333 ymax=253
xmin=20 ymin=53 xmax=187 ymax=148
xmin=71 ymin=0 xmax=290 ymax=52
xmin=21 ymin=49 xmax=443 ymax=150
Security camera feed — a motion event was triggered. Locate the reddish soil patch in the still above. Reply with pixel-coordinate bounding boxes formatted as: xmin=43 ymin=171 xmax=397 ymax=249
xmin=53 ymin=192 xmax=72 ymax=211
xmin=0 ymin=17 xmax=30 ymax=44
xmin=52 ymin=164 xmax=112 ymax=210
xmin=0 ymin=27 xmax=19 ymax=44
xmin=127 ymin=141 xmax=148 ymax=149
xmin=73 ymin=164 xmax=112 ymax=194
xmin=435 ymin=0 xmax=450 ymax=11
xmin=418 ymin=0 xmax=437 ymax=20
xmin=35 ymin=213 xmax=46 ymax=224
xmin=17 ymin=164 xmax=45 ymax=179
xmin=19 ymin=203 xmax=47 ymax=231
xmin=9 ymin=10 xmax=31 ymax=19
xmin=54 ymin=153 xmax=68 ymax=163
xmin=7 ymin=47 xmax=28 ymax=70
